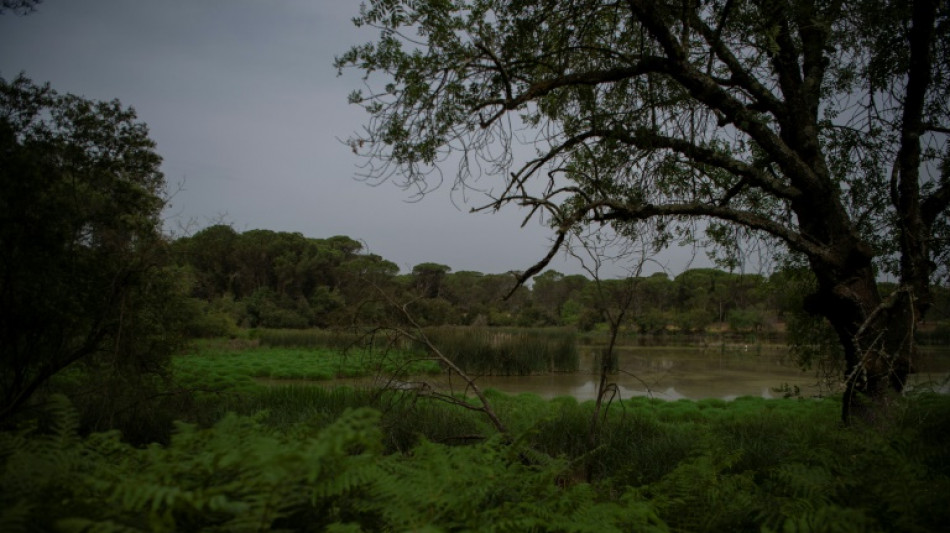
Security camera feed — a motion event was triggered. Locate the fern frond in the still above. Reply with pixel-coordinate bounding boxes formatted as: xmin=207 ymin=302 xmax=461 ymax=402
xmin=55 ymin=517 xmax=145 ymax=533
xmin=45 ymin=393 xmax=80 ymax=449
xmin=0 ymin=500 xmax=34 ymax=533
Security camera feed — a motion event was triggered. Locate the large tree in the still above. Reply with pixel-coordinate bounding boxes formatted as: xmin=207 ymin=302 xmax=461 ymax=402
xmin=0 ymin=75 xmax=172 ymax=422
xmin=338 ymin=0 xmax=950 ymax=422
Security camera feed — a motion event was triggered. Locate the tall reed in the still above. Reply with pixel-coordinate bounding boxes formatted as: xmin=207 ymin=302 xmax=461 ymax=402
xmin=422 ymin=326 xmax=579 ymax=375
xmin=254 ymin=328 xmax=398 ymax=351
xmin=251 ymin=327 xmax=579 ymax=375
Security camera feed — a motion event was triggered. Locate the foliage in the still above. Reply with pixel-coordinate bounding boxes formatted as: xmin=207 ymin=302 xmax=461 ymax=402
xmin=0 ymin=0 xmax=41 ymax=15
xmin=1 ymin=401 xmax=386 ymax=531
xmin=4 ymin=391 xmax=949 ymax=532
xmin=170 ymin=221 xmax=950 ymax=350
xmin=726 ymin=307 xmax=767 ymax=333
xmin=0 ymin=396 xmax=667 ymax=532
xmin=176 ymin=296 xmax=240 ymax=339
xmin=170 ymin=226 xmax=383 ymax=329
xmin=0 ymin=74 xmax=180 ymax=423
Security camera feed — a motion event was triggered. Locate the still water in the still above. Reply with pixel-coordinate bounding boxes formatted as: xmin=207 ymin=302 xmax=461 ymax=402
xmin=277 ymin=345 xmax=950 ymax=401
xmin=475 ymin=345 xmax=950 ymax=400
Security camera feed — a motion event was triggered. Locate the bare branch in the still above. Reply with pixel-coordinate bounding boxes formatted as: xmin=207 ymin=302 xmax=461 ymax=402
xmin=507 ymin=228 xmax=569 ymax=299
xmin=373 ymin=284 xmax=509 ymax=435
xmin=925 ymin=123 xmax=950 ymax=135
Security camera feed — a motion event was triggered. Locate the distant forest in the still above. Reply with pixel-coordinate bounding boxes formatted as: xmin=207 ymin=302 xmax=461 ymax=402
xmin=172 ymin=226 xmax=950 ymax=340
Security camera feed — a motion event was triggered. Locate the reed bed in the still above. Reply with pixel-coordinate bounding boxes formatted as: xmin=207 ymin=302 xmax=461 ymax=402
xmin=251 ymin=326 xmax=579 ymax=376
xmin=253 ymin=328 xmax=398 ymax=351
xmin=419 ymin=326 xmax=579 ymax=375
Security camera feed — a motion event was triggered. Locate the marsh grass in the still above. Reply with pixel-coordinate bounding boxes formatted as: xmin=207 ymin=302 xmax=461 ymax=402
xmin=423 ymin=326 xmax=579 ymax=375
xmin=246 ymin=327 xmax=580 ymax=376
xmin=253 ymin=327 xmax=394 ymax=351
xmin=175 ymin=344 xmax=440 ymax=388
xmin=174 ymin=383 xmax=490 ymax=453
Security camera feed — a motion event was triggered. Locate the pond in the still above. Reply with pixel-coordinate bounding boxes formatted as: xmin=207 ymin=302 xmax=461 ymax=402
xmin=433 ymin=345 xmax=949 ymax=400
xmin=266 ymin=345 xmax=950 ymax=402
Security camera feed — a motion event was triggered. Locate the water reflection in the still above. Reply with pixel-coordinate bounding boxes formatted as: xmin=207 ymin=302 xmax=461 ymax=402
xmin=274 ymin=345 xmax=950 ymax=401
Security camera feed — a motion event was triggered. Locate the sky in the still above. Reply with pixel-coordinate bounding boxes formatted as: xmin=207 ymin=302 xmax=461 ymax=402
xmin=0 ymin=0 xmax=711 ymax=277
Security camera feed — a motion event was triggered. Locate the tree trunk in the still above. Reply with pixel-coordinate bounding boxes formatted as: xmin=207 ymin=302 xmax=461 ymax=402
xmin=810 ymin=265 xmax=918 ymax=425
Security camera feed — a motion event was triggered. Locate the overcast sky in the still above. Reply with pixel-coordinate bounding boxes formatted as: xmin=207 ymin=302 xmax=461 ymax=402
xmin=0 ymin=0 xmax=711 ymax=277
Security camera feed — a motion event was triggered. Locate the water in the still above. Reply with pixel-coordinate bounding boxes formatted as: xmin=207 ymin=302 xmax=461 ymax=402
xmin=407 ymin=345 xmax=828 ymax=401
xmin=265 ymin=345 xmax=950 ymax=401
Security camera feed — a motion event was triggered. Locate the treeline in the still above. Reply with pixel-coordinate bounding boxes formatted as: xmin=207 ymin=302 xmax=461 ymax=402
xmin=171 ymin=225 xmax=950 ymax=337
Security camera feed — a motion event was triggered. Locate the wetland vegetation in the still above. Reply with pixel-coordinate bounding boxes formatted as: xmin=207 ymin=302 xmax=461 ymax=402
xmin=5 ymin=361 xmax=950 ymax=531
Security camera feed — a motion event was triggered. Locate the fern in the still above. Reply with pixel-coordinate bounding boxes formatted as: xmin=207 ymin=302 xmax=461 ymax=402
xmin=95 ymin=407 xmax=385 ymax=531
xmin=0 ymin=500 xmax=34 ymax=533
xmin=363 ymin=433 xmax=667 ymax=532
xmin=3 ymin=387 xmax=948 ymax=532
xmin=762 ymin=505 xmax=877 ymax=533
xmin=644 ymin=448 xmax=759 ymax=532
xmin=0 ymin=395 xmax=98 ymax=532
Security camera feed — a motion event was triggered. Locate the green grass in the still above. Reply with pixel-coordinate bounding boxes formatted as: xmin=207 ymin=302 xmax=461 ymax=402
xmin=173 ymin=342 xmax=441 ymax=391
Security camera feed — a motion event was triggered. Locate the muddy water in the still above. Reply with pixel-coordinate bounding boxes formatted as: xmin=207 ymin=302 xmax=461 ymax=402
xmin=473 ymin=345 xmax=950 ymax=400
xmin=267 ymin=345 xmax=950 ymax=401
xmin=418 ymin=345 xmax=830 ymax=401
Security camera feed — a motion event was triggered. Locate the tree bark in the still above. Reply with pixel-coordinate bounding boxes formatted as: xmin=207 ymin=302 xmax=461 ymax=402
xmin=807 ymin=262 xmax=917 ymax=424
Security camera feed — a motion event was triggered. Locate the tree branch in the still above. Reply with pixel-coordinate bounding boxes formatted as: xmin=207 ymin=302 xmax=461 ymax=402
xmin=508 ymin=228 xmax=569 ymax=299
xmin=925 ymin=123 xmax=950 ymax=135
xmin=593 ymin=198 xmax=834 ymax=263
xmin=687 ymin=6 xmax=785 ymax=116
xmin=474 ymin=59 xmax=670 ymax=127
xmin=895 ymin=0 xmax=939 ymax=290
xmin=922 ymin=180 xmax=950 ymax=228
xmin=625 ymin=0 xmax=824 ymax=193
xmin=590 ymin=126 xmax=801 ymax=200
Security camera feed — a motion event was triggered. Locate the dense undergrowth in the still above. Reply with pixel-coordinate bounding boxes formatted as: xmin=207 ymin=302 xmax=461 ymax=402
xmin=3 ymin=369 xmax=949 ymax=532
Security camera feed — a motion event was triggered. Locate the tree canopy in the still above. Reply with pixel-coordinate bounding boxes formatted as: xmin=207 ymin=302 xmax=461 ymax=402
xmin=0 ymin=75 xmax=173 ymax=422
xmin=0 ymin=0 xmax=41 ymax=15
xmin=338 ymin=0 xmax=950 ymax=421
